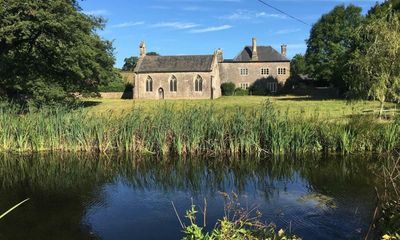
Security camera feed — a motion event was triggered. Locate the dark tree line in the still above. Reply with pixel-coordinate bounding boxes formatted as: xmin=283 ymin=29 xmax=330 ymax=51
xmin=291 ymin=0 xmax=400 ymax=108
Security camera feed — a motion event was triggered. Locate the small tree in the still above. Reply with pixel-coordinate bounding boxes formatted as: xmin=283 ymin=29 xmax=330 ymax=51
xmin=347 ymin=6 xmax=400 ymax=117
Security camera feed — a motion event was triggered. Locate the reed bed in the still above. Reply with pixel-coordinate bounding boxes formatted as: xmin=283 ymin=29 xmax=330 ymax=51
xmin=0 ymin=101 xmax=399 ymax=155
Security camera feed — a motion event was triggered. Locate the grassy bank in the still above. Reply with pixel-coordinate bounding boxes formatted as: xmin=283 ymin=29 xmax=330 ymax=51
xmin=0 ymin=99 xmax=399 ymax=155
xmin=83 ymin=96 xmax=398 ymax=121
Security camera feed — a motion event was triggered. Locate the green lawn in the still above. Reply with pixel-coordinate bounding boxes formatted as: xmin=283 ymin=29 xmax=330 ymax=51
xmin=83 ymin=95 xmax=398 ymax=121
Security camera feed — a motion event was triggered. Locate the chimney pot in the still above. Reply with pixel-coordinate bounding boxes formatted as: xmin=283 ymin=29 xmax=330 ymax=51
xmin=139 ymin=41 xmax=146 ymax=57
xmin=251 ymin=37 xmax=258 ymax=61
xmin=281 ymin=44 xmax=287 ymax=57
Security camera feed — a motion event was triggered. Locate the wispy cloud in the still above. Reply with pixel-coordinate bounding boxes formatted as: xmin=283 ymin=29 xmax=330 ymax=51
xmin=82 ymin=10 xmax=109 ymax=16
xmin=220 ymin=10 xmax=286 ymax=20
xmin=276 ymin=28 xmax=302 ymax=34
xmin=111 ymin=21 xmax=145 ymax=28
xmin=182 ymin=6 xmax=209 ymax=11
xmin=151 ymin=22 xmax=200 ymax=30
xmin=190 ymin=25 xmax=232 ymax=33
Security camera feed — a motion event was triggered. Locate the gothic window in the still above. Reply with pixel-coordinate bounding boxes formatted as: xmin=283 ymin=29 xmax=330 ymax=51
xmin=169 ymin=75 xmax=177 ymax=92
xmin=195 ymin=75 xmax=203 ymax=92
xmin=146 ymin=76 xmax=153 ymax=92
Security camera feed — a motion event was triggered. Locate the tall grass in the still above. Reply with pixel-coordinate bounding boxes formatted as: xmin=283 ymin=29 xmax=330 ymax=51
xmin=0 ymin=101 xmax=399 ymax=155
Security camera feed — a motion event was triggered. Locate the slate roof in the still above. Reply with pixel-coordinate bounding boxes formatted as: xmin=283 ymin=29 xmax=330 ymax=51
xmin=135 ymin=55 xmax=214 ymax=73
xmin=231 ymin=46 xmax=289 ymax=62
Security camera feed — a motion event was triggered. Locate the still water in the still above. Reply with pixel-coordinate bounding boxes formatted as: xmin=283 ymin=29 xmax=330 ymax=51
xmin=0 ymin=153 xmax=379 ymax=239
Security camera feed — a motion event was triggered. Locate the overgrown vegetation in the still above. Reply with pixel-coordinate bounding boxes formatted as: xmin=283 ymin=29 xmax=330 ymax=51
xmin=0 ymin=100 xmax=398 ymax=155
xmin=375 ymin=154 xmax=400 ymax=239
xmin=179 ymin=193 xmax=301 ymax=240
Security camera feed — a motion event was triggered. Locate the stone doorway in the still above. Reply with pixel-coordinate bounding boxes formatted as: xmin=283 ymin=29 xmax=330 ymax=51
xmin=158 ymin=88 xmax=164 ymax=100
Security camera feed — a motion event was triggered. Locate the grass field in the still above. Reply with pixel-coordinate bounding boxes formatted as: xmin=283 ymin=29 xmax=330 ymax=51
xmin=83 ymin=95 xmax=398 ymax=121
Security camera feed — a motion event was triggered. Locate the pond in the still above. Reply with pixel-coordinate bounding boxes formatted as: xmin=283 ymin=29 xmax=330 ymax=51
xmin=0 ymin=153 xmax=380 ymax=239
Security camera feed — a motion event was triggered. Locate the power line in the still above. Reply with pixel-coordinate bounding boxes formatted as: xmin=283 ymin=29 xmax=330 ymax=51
xmin=255 ymin=0 xmax=311 ymax=26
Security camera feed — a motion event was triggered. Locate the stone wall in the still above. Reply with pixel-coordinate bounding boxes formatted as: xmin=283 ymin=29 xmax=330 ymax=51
xmin=219 ymin=61 xmax=291 ymax=88
xmin=99 ymin=92 xmax=124 ymax=99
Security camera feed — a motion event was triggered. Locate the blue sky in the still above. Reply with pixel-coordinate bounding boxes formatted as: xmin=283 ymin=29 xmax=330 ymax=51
xmin=80 ymin=0 xmax=382 ymax=68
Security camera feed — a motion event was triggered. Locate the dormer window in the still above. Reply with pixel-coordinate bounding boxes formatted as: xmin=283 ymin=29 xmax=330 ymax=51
xmin=240 ymin=68 xmax=249 ymax=76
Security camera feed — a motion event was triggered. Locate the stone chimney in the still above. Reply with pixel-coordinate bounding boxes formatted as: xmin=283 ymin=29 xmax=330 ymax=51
xmin=251 ymin=37 xmax=258 ymax=61
xmin=281 ymin=44 xmax=287 ymax=57
xmin=215 ymin=48 xmax=224 ymax=62
xmin=139 ymin=41 xmax=146 ymax=57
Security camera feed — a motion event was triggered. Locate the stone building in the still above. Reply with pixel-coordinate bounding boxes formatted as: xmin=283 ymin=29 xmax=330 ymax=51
xmin=131 ymin=38 xmax=289 ymax=99
xmin=133 ymin=42 xmax=222 ymax=100
xmin=219 ymin=38 xmax=290 ymax=93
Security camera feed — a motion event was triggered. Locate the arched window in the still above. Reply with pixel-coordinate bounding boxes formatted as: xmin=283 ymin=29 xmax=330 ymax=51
xmin=195 ymin=75 xmax=203 ymax=92
xmin=146 ymin=76 xmax=153 ymax=92
xmin=169 ymin=75 xmax=177 ymax=92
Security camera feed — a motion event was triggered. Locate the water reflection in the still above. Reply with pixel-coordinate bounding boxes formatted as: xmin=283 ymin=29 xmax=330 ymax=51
xmin=0 ymin=153 xmax=379 ymax=240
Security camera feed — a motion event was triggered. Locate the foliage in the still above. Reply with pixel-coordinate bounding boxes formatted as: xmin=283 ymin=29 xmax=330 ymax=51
xmin=290 ymin=54 xmax=308 ymax=77
xmin=146 ymin=51 xmax=159 ymax=56
xmin=376 ymin=155 xmax=400 ymax=237
xmin=0 ymin=100 xmax=399 ymax=155
xmin=122 ymin=56 xmax=138 ymax=71
xmin=221 ymin=82 xmax=236 ymax=96
xmin=181 ymin=194 xmax=301 ymax=240
xmin=249 ymin=77 xmax=276 ymax=95
xmin=98 ymin=71 xmax=127 ymax=92
xmin=121 ymin=52 xmax=159 ymax=71
xmin=346 ymin=5 xmax=400 ymax=117
xmin=0 ymin=0 xmax=116 ymax=105
xmin=305 ymin=5 xmax=363 ymax=91
xmin=234 ymin=88 xmax=249 ymax=96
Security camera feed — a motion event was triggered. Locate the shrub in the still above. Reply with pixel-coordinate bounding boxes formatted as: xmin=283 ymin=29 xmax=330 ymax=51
xmin=181 ymin=193 xmax=301 ymax=240
xmin=234 ymin=88 xmax=249 ymax=96
xmin=249 ymin=77 xmax=279 ymax=96
xmin=221 ymin=82 xmax=236 ymax=96
xmin=98 ymin=76 xmax=127 ymax=92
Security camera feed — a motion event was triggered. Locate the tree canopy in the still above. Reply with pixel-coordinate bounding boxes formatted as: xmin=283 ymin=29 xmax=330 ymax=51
xmin=122 ymin=56 xmax=138 ymax=71
xmin=0 ymin=0 xmax=116 ymax=104
xmin=305 ymin=5 xmax=363 ymax=92
xmin=121 ymin=52 xmax=160 ymax=71
xmin=346 ymin=5 xmax=400 ymax=117
xmin=290 ymin=54 xmax=307 ymax=77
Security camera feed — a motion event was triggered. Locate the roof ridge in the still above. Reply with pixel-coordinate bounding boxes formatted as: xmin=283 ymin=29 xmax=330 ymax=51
xmin=144 ymin=54 xmax=213 ymax=58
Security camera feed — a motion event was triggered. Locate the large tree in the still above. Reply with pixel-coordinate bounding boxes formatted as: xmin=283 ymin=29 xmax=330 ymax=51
xmin=305 ymin=5 xmax=363 ymax=92
xmin=346 ymin=5 xmax=400 ymax=117
xmin=0 ymin=0 xmax=116 ymax=104
xmin=122 ymin=56 xmax=138 ymax=71
xmin=290 ymin=54 xmax=307 ymax=77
